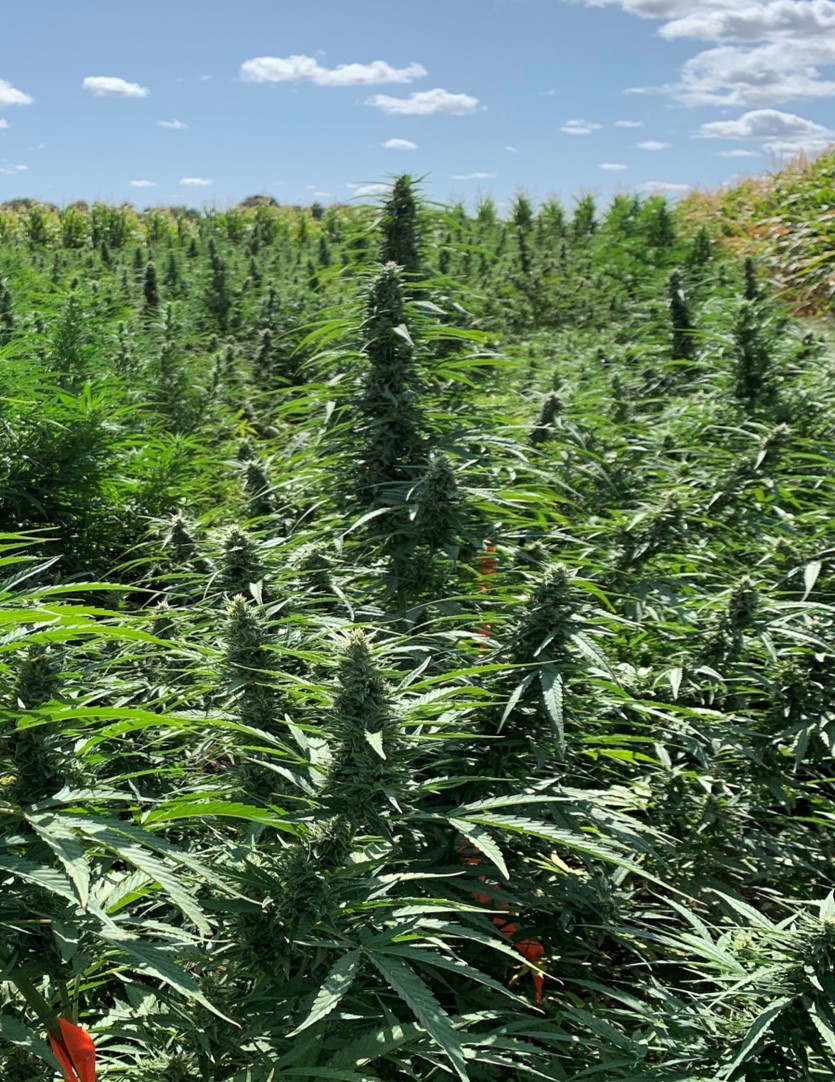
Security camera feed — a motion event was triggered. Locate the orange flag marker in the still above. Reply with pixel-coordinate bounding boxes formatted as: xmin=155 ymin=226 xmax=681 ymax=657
xmin=458 ymin=838 xmax=546 ymax=1002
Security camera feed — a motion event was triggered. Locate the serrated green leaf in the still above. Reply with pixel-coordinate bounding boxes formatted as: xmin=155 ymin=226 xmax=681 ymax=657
xmin=448 ymin=818 xmax=508 ymax=881
xmin=539 ymin=663 xmax=565 ymax=756
xmin=68 ymin=820 xmax=210 ymax=934
xmin=0 ymin=1013 xmax=59 ymax=1067
xmin=329 ymin=1021 xmax=422 ymax=1070
xmin=0 ymin=854 xmax=77 ymax=903
xmin=289 ymin=951 xmax=361 ymax=1036
xmin=69 ymin=815 xmax=232 ymax=893
xmin=25 ymin=811 xmax=89 ymax=908
xmin=102 ymin=931 xmax=231 ymax=1021
xmin=141 ymin=799 xmax=300 ymax=834
xmin=368 ymin=952 xmax=468 ymax=1081
xmin=498 ymin=671 xmax=536 ymax=732
xmin=457 ymin=813 xmax=661 ymax=883
xmin=393 ymin=323 xmax=414 ymax=346
xmin=569 ymin=631 xmax=615 ymax=678
xmin=720 ymin=998 xmax=792 ymax=1078
xmin=364 ymin=728 xmax=386 ymax=759
xmin=803 ymin=559 xmax=822 ymax=600
xmin=379 ymin=944 xmax=532 ymax=1006
xmin=809 ymin=999 xmax=835 ymax=1056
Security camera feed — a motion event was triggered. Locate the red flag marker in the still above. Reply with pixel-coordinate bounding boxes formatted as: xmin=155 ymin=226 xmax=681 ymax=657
xmin=48 ymin=1016 xmax=96 ymax=1082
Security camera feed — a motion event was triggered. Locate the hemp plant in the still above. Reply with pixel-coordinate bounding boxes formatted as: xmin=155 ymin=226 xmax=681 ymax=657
xmin=350 ymin=263 xmax=427 ymax=533
xmin=668 ymin=269 xmax=697 ymax=365
xmin=321 ymin=630 xmax=409 ymax=834
xmin=379 ymin=174 xmax=422 ymax=275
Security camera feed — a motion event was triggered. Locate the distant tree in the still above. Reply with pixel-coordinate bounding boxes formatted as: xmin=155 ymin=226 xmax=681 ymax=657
xmin=238 ymin=194 xmax=278 ymax=208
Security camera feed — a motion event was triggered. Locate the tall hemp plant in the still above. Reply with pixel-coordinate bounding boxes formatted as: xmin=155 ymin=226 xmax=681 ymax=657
xmin=348 ymin=261 xmax=428 ymax=595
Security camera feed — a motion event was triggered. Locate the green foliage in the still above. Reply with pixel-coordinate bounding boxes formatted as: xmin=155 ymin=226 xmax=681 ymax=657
xmin=680 ymin=146 xmax=835 ymax=315
xmin=0 ymin=173 xmax=833 ymax=1081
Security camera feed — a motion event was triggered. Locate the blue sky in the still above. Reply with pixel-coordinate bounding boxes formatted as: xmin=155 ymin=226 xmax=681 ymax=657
xmin=1 ymin=0 xmax=833 ymax=211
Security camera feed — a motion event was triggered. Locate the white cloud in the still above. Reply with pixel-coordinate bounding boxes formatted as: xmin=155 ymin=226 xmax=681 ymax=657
xmin=581 ymin=0 xmax=831 ymax=31
xmin=450 ymin=171 xmax=496 ymax=179
xmin=158 ymin=119 xmax=188 ymax=129
xmin=82 ymin=76 xmax=149 ymax=98
xmin=539 ymin=89 xmax=557 ymax=96
xmin=0 ymin=79 xmax=33 ymax=108
xmin=505 ymin=144 xmax=520 ymax=152
xmin=718 ymin=147 xmax=762 ymax=156
xmin=577 ymin=0 xmax=835 ymax=109
xmin=200 ymin=74 xmax=212 ymax=81
xmin=639 ymin=180 xmax=691 ymax=193
xmin=677 ymin=41 xmax=835 ymax=107
xmin=349 ymin=182 xmax=391 ymax=197
xmin=561 ymin=118 xmax=602 ymax=135
xmin=180 ymin=176 xmax=214 ymax=186
xmin=699 ymin=108 xmax=835 ymax=157
xmin=365 ymin=88 xmax=480 ymax=115
xmin=0 ymin=119 xmax=7 ymax=129
xmin=0 ymin=164 xmax=28 ymax=174
xmin=129 ymin=179 xmax=157 ymax=187
xmin=599 ymin=162 xmax=629 ymax=170
xmin=660 ymin=2 xmax=835 ymax=43
xmin=582 ymin=1 xmax=736 ymax=15
xmin=698 ymin=107 xmax=832 ymax=140
xmin=383 ymin=137 xmax=418 ymax=149
xmin=241 ymin=55 xmax=426 ymax=87
xmin=765 ymin=138 xmax=831 ymax=158
xmin=614 ymin=119 xmax=644 ymax=127
xmin=312 ymin=191 xmax=332 ymax=198
xmin=638 ymin=139 xmax=671 ymax=149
